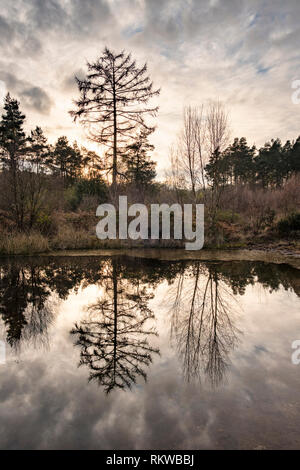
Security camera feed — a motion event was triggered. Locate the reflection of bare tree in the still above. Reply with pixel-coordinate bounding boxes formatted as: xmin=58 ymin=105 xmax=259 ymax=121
xmin=71 ymin=259 xmax=160 ymax=393
xmin=169 ymin=262 xmax=240 ymax=387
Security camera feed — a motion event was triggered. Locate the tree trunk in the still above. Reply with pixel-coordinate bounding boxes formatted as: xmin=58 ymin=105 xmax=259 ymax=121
xmin=112 ymin=65 xmax=117 ymax=193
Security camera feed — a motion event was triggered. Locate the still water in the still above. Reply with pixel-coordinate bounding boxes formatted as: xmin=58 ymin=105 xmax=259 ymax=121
xmin=0 ymin=255 xmax=299 ymax=449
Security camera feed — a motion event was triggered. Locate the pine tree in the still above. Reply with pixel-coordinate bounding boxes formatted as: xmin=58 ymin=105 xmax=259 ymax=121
xmin=255 ymin=139 xmax=285 ymax=187
xmin=81 ymin=147 xmax=103 ymax=180
xmin=289 ymin=137 xmax=300 ymax=175
xmin=70 ymin=47 xmax=160 ymax=190
xmin=0 ymin=93 xmax=28 ymax=229
xmin=123 ymin=129 xmax=156 ymax=187
xmin=0 ymin=93 xmax=27 ymax=173
xmin=28 ymin=126 xmax=49 ymax=173
xmin=52 ymin=136 xmax=82 ymax=181
xmin=229 ymin=137 xmax=256 ymax=184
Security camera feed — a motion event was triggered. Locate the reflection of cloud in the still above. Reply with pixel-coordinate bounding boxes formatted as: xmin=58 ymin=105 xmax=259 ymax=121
xmin=0 ymin=263 xmax=299 ymax=449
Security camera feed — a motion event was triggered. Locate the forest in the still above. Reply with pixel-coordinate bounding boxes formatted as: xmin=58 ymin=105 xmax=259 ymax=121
xmin=0 ymin=48 xmax=299 ymax=254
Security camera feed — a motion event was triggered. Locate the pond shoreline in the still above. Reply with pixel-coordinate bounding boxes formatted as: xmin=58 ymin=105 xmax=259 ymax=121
xmin=2 ymin=245 xmax=299 ymax=269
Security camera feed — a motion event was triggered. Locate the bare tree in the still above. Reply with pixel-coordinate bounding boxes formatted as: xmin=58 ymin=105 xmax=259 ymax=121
xmin=171 ymin=104 xmax=209 ymax=199
xmin=193 ymin=105 xmax=206 ymax=190
xmin=168 ymin=145 xmax=186 ymax=203
xmin=70 ymin=48 xmax=160 ymax=191
xmin=206 ymin=100 xmax=230 ymax=156
xmin=178 ymin=106 xmax=197 ymax=198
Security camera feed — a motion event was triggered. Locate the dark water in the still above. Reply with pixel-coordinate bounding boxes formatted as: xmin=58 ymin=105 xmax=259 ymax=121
xmin=0 ymin=255 xmax=300 ymax=449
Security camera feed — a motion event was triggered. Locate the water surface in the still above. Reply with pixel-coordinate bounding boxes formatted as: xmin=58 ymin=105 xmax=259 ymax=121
xmin=0 ymin=255 xmax=299 ymax=449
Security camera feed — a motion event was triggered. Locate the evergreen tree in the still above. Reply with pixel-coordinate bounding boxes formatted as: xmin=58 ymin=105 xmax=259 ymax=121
xmin=205 ymin=148 xmax=228 ymax=187
xmin=123 ymin=129 xmax=156 ymax=186
xmin=69 ymin=141 xmax=83 ymax=180
xmin=52 ymin=136 xmax=82 ymax=181
xmin=27 ymin=126 xmax=49 ymax=173
xmin=81 ymin=147 xmax=103 ymax=180
xmin=289 ymin=136 xmax=300 ymax=175
xmin=229 ymin=137 xmax=256 ymax=184
xmin=255 ymin=139 xmax=285 ymax=187
xmin=0 ymin=93 xmax=28 ymax=229
xmin=0 ymin=93 xmax=27 ymax=173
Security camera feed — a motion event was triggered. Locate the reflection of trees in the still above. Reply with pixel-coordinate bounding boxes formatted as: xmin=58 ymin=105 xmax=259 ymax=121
xmin=0 ymin=257 xmax=107 ymax=349
xmin=169 ymin=260 xmax=300 ymax=386
xmin=170 ymin=262 xmax=240 ymax=386
xmin=0 ymin=264 xmax=54 ymax=348
xmin=0 ymin=254 xmax=299 ymax=379
xmin=0 ymin=255 xmax=181 ymax=352
xmin=71 ymin=259 xmax=160 ymax=393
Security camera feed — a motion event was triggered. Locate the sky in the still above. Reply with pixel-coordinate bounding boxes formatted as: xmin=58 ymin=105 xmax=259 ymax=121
xmin=0 ymin=0 xmax=300 ymax=177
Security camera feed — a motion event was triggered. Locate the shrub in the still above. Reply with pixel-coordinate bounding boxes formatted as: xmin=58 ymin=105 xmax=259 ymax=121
xmin=35 ymin=212 xmax=57 ymax=236
xmin=64 ymin=185 xmax=79 ymax=211
xmin=277 ymin=212 xmax=300 ymax=236
xmin=217 ymin=209 xmax=240 ymax=224
xmin=66 ymin=178 xmax=108 ymax=211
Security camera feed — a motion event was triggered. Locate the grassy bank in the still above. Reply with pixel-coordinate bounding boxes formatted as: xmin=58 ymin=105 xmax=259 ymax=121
xmin=0 ymin=213 xmax=299 ymax=256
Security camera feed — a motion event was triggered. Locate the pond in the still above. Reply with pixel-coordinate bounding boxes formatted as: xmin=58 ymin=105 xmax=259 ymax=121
xmin=0 ymin=254 xmax=299 ymax=449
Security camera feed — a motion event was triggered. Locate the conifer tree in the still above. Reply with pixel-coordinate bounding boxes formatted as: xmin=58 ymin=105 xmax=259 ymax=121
xmin=71 ymin=47 xmax=160 ymax=190
xmin=123 ymin=128 xmax=156 ymax=187
xmin=0 ymin=93 xmax=27 ymax=173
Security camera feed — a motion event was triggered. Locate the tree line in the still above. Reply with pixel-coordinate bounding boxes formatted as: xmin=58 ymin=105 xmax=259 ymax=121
xmin=205 ymin=136 xmax=300 ymax=189
xmin=0 ymin=78 xmax=157 ymax=230
xmin=0 ymin=46 xmax=299 ymax=237
xmin=0 ymin=92 xmax=157 ymax=184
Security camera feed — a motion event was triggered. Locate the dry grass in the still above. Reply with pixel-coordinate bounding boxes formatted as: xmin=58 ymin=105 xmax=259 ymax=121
xmin=51 ymin=226 xmax=99 ymax=250
xmin=0 ymin=232 xmax=50 ymax=255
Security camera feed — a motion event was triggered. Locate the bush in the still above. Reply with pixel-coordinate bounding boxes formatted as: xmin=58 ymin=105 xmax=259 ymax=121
xmin=277 ymin=212 xmax=300 ymax=236
xmin=217 ymin=209 xmax=240 ymax=224
xmin=65 ymin=178 xmax=108 ymax=211
xmin=64 ymin=185 xmax=79 ymax=211
xmin=35 ymin=212 xmax=57 ymax=236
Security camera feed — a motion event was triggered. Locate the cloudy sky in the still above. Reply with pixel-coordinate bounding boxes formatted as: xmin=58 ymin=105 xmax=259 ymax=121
xmin=0 ymin=0 xmax=300 ymax=176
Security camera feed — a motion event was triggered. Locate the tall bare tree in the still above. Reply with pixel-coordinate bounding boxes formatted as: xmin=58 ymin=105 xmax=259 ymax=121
xmin=70 ymin=48 xmax=160 ymax=191
xmin=206 ymin=100 xmax=229 ymax=156
xmin=193 ymin=105 xmax=206 ymax=190
xmin=171 ymin=105 xmax=207 ymax=200
xmin=179 ymin=106 xmax=197 ymax=198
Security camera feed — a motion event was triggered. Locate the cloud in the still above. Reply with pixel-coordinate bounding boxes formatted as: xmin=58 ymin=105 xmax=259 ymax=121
xmin=60 ymin=68 xmax=86 ymax=92
xmin=0 ymin=71 xmax=52 ymax=114
xmin=20 ymin=86 xmax=52 ymax=114
xmin=0 ymin=0 xmax=299 ymax=172
xmin=0 ymin=14 xmax=14 ymax=45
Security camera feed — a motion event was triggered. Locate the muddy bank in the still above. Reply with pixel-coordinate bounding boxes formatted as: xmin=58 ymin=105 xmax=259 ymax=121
xmin=37 ymin=247 xmax=300 ymax=270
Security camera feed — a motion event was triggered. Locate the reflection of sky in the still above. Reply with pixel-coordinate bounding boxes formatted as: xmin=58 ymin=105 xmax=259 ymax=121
xmin=1 ymin=276 xmax=300 ymax=449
